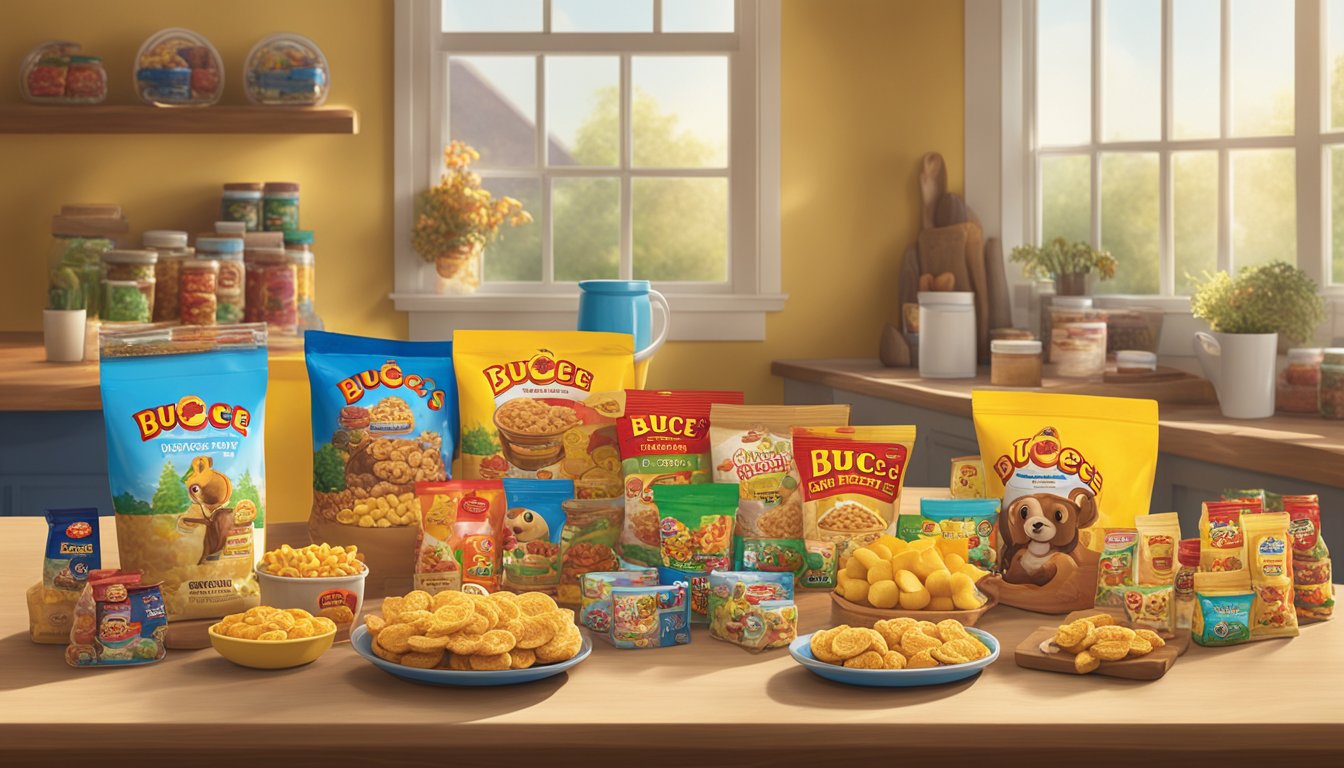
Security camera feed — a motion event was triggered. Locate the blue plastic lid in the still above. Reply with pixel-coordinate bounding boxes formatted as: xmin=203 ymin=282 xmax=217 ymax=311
xmin=282 ymin=229 xmax=314 ymax=245
xmin=578 ymin=279 xmax=650 ymax=295
xmin=196 ymin=236 xmax=244 ymax=253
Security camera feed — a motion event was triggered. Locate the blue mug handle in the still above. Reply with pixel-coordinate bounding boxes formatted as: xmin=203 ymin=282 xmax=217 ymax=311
xmin=635 ymin=290 xmax=669 ymax=362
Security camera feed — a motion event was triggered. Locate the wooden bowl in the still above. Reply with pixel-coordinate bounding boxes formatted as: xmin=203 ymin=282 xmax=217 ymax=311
xmin=829 ymin=576 xmax=1003 ymax=627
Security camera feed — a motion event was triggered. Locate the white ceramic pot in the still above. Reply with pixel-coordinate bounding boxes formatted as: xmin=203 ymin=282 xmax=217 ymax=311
xmin=43 ymin=309 xmax=86 ymax=362
xmin=256 ymin=568 xmax=368 ymax=635
xmin=1193 ymin=331 xmax=1278 ymax=419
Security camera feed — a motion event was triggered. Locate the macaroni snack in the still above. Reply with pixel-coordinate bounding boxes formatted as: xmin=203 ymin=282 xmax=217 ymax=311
xmin=100 ymin=324 xmax=267 ymax=621
xmin=617 ymin=389 xmax=743 ymax=567
xmin=454 ymin=331 xmax=634 ymax=495
xmin=211 ymin=606 xmax=337 ymax=640
xmin=259 ymin=543 xmax=365 ymax=578
xmin=28 ymin=508 xmax=101 ymax=644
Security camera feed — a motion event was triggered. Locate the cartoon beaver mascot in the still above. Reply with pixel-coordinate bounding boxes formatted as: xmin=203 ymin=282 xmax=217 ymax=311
xmin=179 ymin=456 xmax=236 ymax=565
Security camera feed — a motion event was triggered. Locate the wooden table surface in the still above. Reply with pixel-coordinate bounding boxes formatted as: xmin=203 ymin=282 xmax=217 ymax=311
xmin=3 ymin=489 xmax=1341 ymax=767
xmin=773 ymin=358 xmax=1344 ymax=488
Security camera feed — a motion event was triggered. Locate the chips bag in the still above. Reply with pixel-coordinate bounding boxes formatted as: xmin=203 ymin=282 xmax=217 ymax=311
xmin=557 ymin=498 xmax=624 ymax=605
xmin=794 ymin=425 xmax=916 ymax=561
xmin=1122 ymin=583 xmax=1175 ymax=634
xmin=28 ymin=508 xmax=101 ymax=644
xmin=972 ymin=391 xmax=1158 ymax=614
xmin=1223 ymin=488 xmax=1282 ymax=512
xmin=579 ymin=569 xmax=660 ymax=633
xmin=1285 ymin=495 xmax=1329 ymax=560
xmin=654 ymin=483 xmax=737 ymax=575
xmin=450 ymin=480 xmax=506 ymax=592
xmin=1095 ymin=529 xmax=1138 ymax=609
xmin=616 ymin=389 xmax=743 ymax=567
xmin=914 ymin=498 xmax=1000 ymax=569
xmin=66 ymin=569 xmax=167 ymax=668
xmin=502 ymin=478 xmax=575 ymax=593
xmin=1243 ymin=511 xmax=1299 ymax=640
xmin=1200 ymin=499 xmax=1259 ymax=573
xmin=306 ymin=331 xmax=457 ymax=594
xmin=707 ymin=571 xmax=795 ymax=650
xmin=1192 ymin=571 xmax=1255 ymax=647
xmin=100 ymin=324 xmax=267 ymax=621
xmin=1135 ymin=512 xmax=1181 ymax=585
xmin=454 ymin=331 xmax=633 ymax=497
xmin=412 ymin=481 xmax=462 ymax=593
xmin=1285 ymin=494 xmax=1333 ymax=622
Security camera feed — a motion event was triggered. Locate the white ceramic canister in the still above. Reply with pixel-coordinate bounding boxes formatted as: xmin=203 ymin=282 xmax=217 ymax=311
xmin=918 ymin=291 xmax=977 ymax=379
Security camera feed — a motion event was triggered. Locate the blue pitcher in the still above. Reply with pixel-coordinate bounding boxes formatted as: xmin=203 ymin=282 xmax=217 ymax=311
xmin=577 ymin=280 xmax=669 ymax=387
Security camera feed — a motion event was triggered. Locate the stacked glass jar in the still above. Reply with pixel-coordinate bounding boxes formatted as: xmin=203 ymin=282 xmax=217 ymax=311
xmin=143 ymin=230 xmax=191 ymax=323
xmin=262 ymin=182 xmax=300 ymax=231
xmin=198 ymin=236 xmax=246 ymax=324
xmin=1277 ymin=348 xmax=1323 ymax=414
xmin=220 ymin=183 xmax=263 ymax=231
xmin=1321 ymin=348 xmax=1344 ymax=419
xmin=100 ymin=249 xmax=157 ymax=323
xmin=283 ymin=229 xmax=318 ymax=328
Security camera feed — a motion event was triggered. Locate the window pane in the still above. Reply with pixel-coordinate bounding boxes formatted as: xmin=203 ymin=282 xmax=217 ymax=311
xmin=553 ymin=0 xmax=652 ymax=32
xmin=633 ymin=178 xmax=727 ymax=281
xmin=1102 ymin=0 xmax=1160 ymax=141
xmin=449 ymin=57 xmax=536 ymax=167
xmin=1231 ymin=148 xmax=1296 ymax=270
xmin=632 ymin=57 xmax=728 ymax=167
xmin=481 ymin=177 xmax=542 ymax=282
xmin=1040 ymin=155 xmax=1091 ymax=244
xmin=1037 ymin=0 xmax=1091 ymax=146
xmin=1333 ymin=147 xmax=1344 ymax=283
xmin=663 ymin=0 xmax=735 ymax=32
xmin=443 ymin=0 xmax=542 ymax=31
xmin=1098 ymin=153 xmax=1159 ymax=295
xmin=1330 ymin=0 xmax=1344 ymax=130
xmin=546 ymin=57 xmax=619 ymax=166
xmin=554 ymin=178 xmax=619 ymax=281
xmin=1229 ymin=0 xmax=1294 ymax=137
xmin=1172 ymin=0 xmax=1221 ymax=139
xmin=1174 ymin=152 xmax=1219 ymax=294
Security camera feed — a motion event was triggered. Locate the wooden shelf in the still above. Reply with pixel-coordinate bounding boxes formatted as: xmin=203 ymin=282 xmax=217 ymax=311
xmin=0 ymin=104 xmax=358 ymax=134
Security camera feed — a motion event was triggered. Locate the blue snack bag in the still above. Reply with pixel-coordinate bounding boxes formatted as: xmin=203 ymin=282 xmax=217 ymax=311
xmin=100 ymin=325 xmax=268 ymax=621
xmin=28 ymin=508 xmax=102 ymax=643
xmin=919 ymin=498 xmax=1001 ymax=569
xmin=502 ymin=478 xmax=575 ymax=593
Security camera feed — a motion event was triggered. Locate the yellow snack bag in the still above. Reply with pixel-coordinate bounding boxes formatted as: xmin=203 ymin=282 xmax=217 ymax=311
xmin=1135 ymin=512 xmax=1181 ymax=586
xmin=1243 ymin=511 xmax=1299 ymax=640
xmin=454 ymin=331 xmax=634 ymax=498
xmin=972 ymin=391 xmax=1158 ymax=613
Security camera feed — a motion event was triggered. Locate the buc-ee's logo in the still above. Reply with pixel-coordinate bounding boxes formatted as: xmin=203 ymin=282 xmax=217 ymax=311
xmin=629 ymin=415 xmax=706 ymax=439
xmin=339 ymin=359 xmax=446 ymax=410
xmin=484 ymin=351 xmax=593 ymax=396
xmin=994 ymin=426 xmax=1103 ymax=494
xmin=133 ymin=396 xmax=251 ymax=441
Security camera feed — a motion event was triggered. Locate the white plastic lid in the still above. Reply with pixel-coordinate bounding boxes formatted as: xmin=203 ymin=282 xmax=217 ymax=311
xmin=102 ymin=249 xmax=158 ymax=264
xmin=183 ymin=259 xmax=220 ymax=271
xmin=142 ymin=230 xmax=188 ymax=249
xmin=1116 ymin=350 xmax=1158 ymax=368
xmin=215 ymin=221 xmax=247 ymax=235
xmin=1051 ymin=296 xmax=1094 ymax=309
xmin=287 ymin=248 xmax=314 ymax=263
xmin=1287 ymin=347 xmax=1324 ymax=364
xmin=991 ymin=340 xmax=1042 ymax=355
xmin=917 ymin=291 xmax=974 ymax=306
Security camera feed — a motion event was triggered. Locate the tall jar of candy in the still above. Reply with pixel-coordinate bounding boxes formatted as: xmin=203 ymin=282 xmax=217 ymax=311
xmin=262 ymin=182 xmax=300 ymax=231
xmin=99 ymin=249 xmax=157 ymax=323
xmin=179 ymin=259 xmax=219 ymax=326
xmin=199 ymin=236 xmax=246 ymax=324
xmin=220 ymin=183 xmax=263 ymax=231
xmin=143 ymin=230 xmax=190 ymax=322
xmin=254 ymin=248 xmax=297 ymax=333
xmin=284 ymin=229 xmax=321 ymax=330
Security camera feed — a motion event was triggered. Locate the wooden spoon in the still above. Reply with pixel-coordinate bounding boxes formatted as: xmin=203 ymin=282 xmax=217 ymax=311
xmin=920 ymin=152 xmax=947 ymax=230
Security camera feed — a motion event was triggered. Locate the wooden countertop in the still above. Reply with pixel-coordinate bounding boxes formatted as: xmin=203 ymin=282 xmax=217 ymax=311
xmin=0 ymin=332 xmax=304 ymax=411
xmin=773 ymin=358 xmax=1344 ymax=488
xmin=3 ymin=490 xmax=1341 ymax=767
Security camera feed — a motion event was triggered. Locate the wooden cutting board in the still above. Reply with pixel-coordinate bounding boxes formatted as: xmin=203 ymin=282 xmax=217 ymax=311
xmin=1014 ymin=609 xmax=1191 ymax=681
xmin=917 ymin=224 xmax=971 ymax=291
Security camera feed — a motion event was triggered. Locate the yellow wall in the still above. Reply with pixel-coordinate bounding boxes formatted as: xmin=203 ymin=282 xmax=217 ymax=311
xmin=0 ymin=0 xmax=400 ymax=340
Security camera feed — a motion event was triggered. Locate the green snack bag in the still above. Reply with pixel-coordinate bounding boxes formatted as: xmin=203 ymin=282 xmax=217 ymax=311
xmin=654 ymin=483 xmax=738 ymax=574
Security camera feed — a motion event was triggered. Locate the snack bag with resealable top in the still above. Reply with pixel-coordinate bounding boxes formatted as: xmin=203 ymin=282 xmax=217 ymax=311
xmin=617 ymin=389 xmax=744 ymax=568
xmin=972 ymin=391 xmax=1159 ymax=614
xmin=412 ymin=481 xmax=461 ymax=593
xmin=1200 ymin=499 xmax=1259 ymax=574
xmin=28 ymin=508 xmax=101 ymax=644
xmin=501 ymin=477 xmax=574 ymax=594
xmin=1192 ymin=570 xmax=1255 ymax=647
xmin=1135 ymin=512 xmax=1181 ymax=586
xmin=451 ymin=481 xmax=506 ymax=592
xmin=1243 ymin=511 xmax=1299 ymax=639
xmin=454 ymin=331 xmax=634 ymax=497
xmin=99 ymin=324 xmax=267 ymax=621
xmin=1285 ymin=494 xmax=1333 ymax=622
xmin=1094 ymin=529 xmax=1138 ymax=608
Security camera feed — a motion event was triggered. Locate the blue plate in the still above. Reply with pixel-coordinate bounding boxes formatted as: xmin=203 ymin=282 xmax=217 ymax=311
xmin=350 ymin=625 xmax=591 ymax=686
xmin=788 ymin=627 xmax=1000 ymax=688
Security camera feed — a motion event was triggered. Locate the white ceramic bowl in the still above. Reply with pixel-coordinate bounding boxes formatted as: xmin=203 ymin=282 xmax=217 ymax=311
xmin=255 ymin=567 xmax=368 ymax=636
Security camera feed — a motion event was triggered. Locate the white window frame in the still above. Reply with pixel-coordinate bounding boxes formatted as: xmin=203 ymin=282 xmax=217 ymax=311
xmin=391 ymin=0 xmax=784 ymax=342
xmin=968 ymin=0 xmax=1344 ymax=347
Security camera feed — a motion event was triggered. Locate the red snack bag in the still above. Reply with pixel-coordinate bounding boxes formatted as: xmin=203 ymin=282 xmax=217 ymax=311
xmin=1285 ymin=495 xmax=1328 ymax=560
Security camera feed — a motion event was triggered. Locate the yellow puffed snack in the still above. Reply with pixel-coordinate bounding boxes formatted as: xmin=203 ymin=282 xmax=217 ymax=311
xmin=843 ymin=579 xmax=870 ymax=605
xmin=868 ymin=580 xmax=900 ymax=609
xmin=891 ymin=549 xmax=921 ymax=574
xmin=913 ymin=548 xmax=949 ymax=580
xmin=876 ymin=534 xmax=907 ymax=555
xmin=899 ymin=586 xmax=932 ymax=610
xmin=943 ymin=552 xmax=966 ymax=571
xmin=895 ymin=570 xmax=924 ymax=593
xmin=925 ymin=570 xmax=953 ymax=598
xmin=259 ymin=543 xmax=366 ymax=578
xmin=866 ymin=560 xmax=895 ymax=585
xmin=844 ymin=558 xmax=869 ymax=580
xmin=852 ymin=548 xmax=882 ymax=570
xmin=867 ymin=543 xmax=894 ymax=561
xmin=928 ymin=597 xmax=955 ymax=612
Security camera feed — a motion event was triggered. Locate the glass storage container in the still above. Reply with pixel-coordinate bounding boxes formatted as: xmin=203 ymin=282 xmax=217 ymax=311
xmin=244 ymin=33 xmax=330 ymax=106
xmin=134 ymin=28 xmax=223 ymax=106
xmin=262 ymin=182 xmax=300 ymax=231
xmin=143 ymin=230 xmax=189 ymax=322
xmin=253 ymin=249 xmax=298 ymax=333
xmin=48 ymin=204 xmax=128 ymax=317
xmin=1278 ymin=348 xmax=1323 ymax=414
xmin=1319 ymin=348 xmax=1344 ymax=420
xmin=179 ymin=259 xmax=219 ymax=326
xmin=918 ymin=292 xmax=977 ymax=379
xmin=220 ymin=183 xmax=263 ymax=231
xmin=990 ymin=340 xmax=1043 ymax=387
xmin=101 ymin=280 xmax=151 ymax=323
xmin=284 ymin=229 xmax=316 ymax=320
xmin=99 ymin=249 xmax=157 ymax=324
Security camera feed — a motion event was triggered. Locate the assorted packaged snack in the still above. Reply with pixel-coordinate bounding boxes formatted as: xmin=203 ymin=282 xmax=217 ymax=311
xmin=795 ymin=425 xmax=916 ymax=561
xmin=1192 ymin=571 xmax=1255 ymax=647
xmin=1135 ymin=512 xmax=1181 ymax=585
xmin=364 ymin=588 xmax=583 ymax=670
xmin=1173 ymin=538 xmax=1200 ymax=630
xmin=707 ymin=571 xmax=797 ymax=651
xmin=501 ymin=478 xmax=575 ymax=594
xmin=211 ymin=606 xmax=337 ymax=641
xmin=21 ymin=41 xmax=107 ymax=104
xmin=134 ymin=27 xmax=224 ymax=106
xmin=579 ymin=569 xmax=660 ymax=633
xmin=1199 ymin=499 xmax=1257 ymax=573
xmin=27 ymin=509 xmax=101 ymax=644
xmin=972 ymin=391 xmax=1159 ymax=613
xmin=451 ymin=481 xmax=507 ymax=592
xmin=1243 ymin=512 xmax=1299 ymax=639
xmin=836 ymin=536 xmax=990 ymax=612
xmin=1285 ymin=495 xmax=1334 ymax=622
xmin=908 ymin=497 xmax=999 ymax=569
xmin=948 ymin=455 xmax=986 ymax=498
xmin=1094 ymin=529 xmax=1138 ymax=608
xmin=653 ymin=483 xmax=737 ymax=575
xmin=455 ymin=331 xmax=634 ymax=494
xmin=607 ymin=582 xmax=693 ymax=649
xmin=809 ymin=618 xmax=990 ymax=670
xmin=99 ymin=324 xmax=267 ymax=621
xmin=556 ymin=498 xmax=624 ymax=605
xmin=617 ymin=390 xmax=743 ymax=568
xmin=244 ymin=33 xmax=330 ymax=106
xmin=1046 ymin=613 xmax=1167 ymax=674
xmin=66 ymin=569 xmax=167 ymax=668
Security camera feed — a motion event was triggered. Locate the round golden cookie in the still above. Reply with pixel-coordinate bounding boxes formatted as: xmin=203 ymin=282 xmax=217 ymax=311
xmin=312 ymin=616 xmax=338 ymax=634
xmin=397 ymin=610 xmax=434 ymax=633
xmin=862 ymin=628 xmax=889 ymax=654
xmin=510 ymin=648 xmax=537 ymax=669
xmin=810 ymin=628 xmax=844 ymax=663
xmin=371 ymin=637 xmax=404 ymax=664
xmin=935 ymin=619 xmax=970 ymax=642
xmin=284 ymin=608 xmax=314 ymax=620
xmin=882 ymin=650 xmax=907 ymax=670
xmin=432 ymin=590 xmax=471 ymax=611
xmin=1074 ymin=649 xmax=1100 ymax=674
xmin=380 ymin=596 xmax=406 ymax=623
xmin=915 ymin=620 xmax=941 ymax=640
xmin=257 ymin=630 xmax=288 ymax=641
xmin=400 ymin=650 xmax=444 ymax=669
xmin=444 ymin=632 xmax=484 ymax=656
xmin=472 ymin=601 xmax=500 ymax=630
xmin=535 ymin=625 xmax=582 ymax=663
xmin=365 ymin=614 xmax=387 ymax=636
xmin=377 ymin=622 xmax=417 ymax=654
xmin=429 ymin=604 xmax=474 ymax=635
xmin=900 ymin=630 xmax=942 ymax=657
xmin=463 ymin=612 xmax=491 ymax=636
xmin=487 ymin=592 xmax=521 ymax=622
xmin=906 ymin=650 xmax=940 ymax=669
xmin=265 ymin=612 xmax=296 ymax=631
xmin=470 ymin=652 xmax=513 ymax=671
xmin=829 ymin=627 xmax=874 ymax=660
xmin=512 ymin=615 xmax=555 ymax=650
xmin=1055 ymin=620 xmax=1095 ymax=650
xmin=478 ymin=629 xmax=517 ymax=656
xmin=447 ymin=653 xmax=472 ymax=671
xmin=931 ymin=638 xmax=983 ymax=666
xmin=407 ymin=634 xmax=449 ymax=653
xmin=403 ymin=590 xmax=433 ymax=612
xmin=286 ymin=621 xmax=316 ymax=639
xmin=516 ymin=592 xmax=559 ymax=616
xmin=842 ymin=650 xmax=886 ymax=669
xmin=873 ymin=619 xmax=911 ymax=648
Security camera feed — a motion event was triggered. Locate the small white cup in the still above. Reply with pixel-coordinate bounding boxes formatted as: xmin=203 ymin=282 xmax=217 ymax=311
xmin=43 ymin=309 xmax=87 ymax=362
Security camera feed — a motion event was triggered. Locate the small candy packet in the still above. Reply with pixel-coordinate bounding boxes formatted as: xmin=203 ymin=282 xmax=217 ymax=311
xmin=579 ymin=568 xmax=659 ymax=633
xmin=608 ymin=582 xmax=691 ymax=649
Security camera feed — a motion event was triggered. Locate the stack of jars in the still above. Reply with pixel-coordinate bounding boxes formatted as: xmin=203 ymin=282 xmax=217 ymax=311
xmin=143 ymin=230 xmax=190 ymax=322
xmin=283 ymin=229 xmax=318 ymax=328
xmin=198 ymin=236 xmax=245 ymax=324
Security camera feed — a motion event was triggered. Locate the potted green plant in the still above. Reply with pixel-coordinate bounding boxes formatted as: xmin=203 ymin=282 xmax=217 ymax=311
xmin=1190 ymin=260 xmax=1325 ymax=419
xmin=412 ymin=140 xmax=532 ymax=294
xmin=1009 ymin=237 xmax=1117 ymax=296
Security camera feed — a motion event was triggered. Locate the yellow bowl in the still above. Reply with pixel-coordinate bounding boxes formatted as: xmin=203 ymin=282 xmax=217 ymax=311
xmin=207 ymin=625 xmax=336 ymax=670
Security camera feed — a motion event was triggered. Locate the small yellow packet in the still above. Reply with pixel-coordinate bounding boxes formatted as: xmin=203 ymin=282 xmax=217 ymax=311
xmin=1243 ymin=511 xmax=1299 ymax=640
xmin=1136 ymin=512 xmax=1180 ymax=585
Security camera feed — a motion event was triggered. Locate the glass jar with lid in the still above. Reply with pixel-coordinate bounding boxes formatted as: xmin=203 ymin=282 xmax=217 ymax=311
xmin=1278 ymin=348 xmax=1323 ymax=414
xmin=283 ymin=229 xmax=316 ymax=321
xmin=144 ymin=230 xmax=190 ymax=322
xmin=180 ymin=259 xmax=219 ymax=326
xmin=990 ymin=340 xmax=1042 ymax=387
xmin=48 ymin=204 xmax=127 ymax=317
xmin=220 ymin=183 xmax=263 ymax=231
xmin=198 ymin=236 xmax=246 ymax=324
xmin=253 ymin=248 xmax=298 ymax=333
xmin=262 ymin=182 xmax=300 ymax=231
xmin=99 ymin=249 xmax=157 ymax=324
xmin=1319 ymin=348 xmax=1344 ymax=419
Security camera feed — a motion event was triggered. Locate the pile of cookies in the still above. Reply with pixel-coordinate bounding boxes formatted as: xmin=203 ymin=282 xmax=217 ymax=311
xmin=211 ymin=606 xmax=338 ymax=640
xmin=1051 ymin=613 xmax=1166 ymax=674
xmin=365 ymin=589 xmax=583 ymax=671
xmin=809 ymin=618 xmax=991 ymax=670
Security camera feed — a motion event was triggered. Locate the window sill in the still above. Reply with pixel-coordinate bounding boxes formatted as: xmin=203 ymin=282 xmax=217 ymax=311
xmin=390 ymin=292 xmax=788 ymax=342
